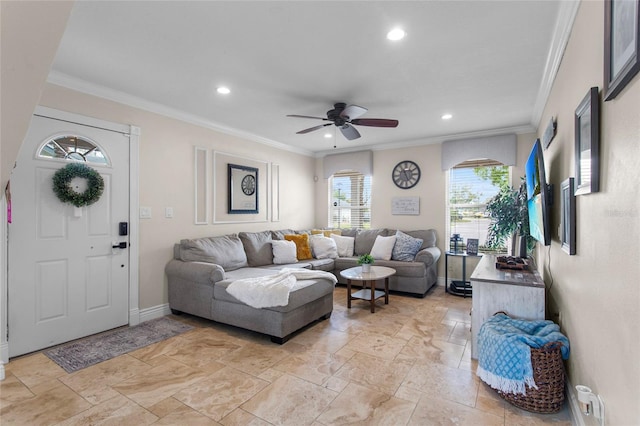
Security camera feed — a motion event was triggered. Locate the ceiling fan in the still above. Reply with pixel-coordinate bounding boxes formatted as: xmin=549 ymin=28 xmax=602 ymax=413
xmin=287 ymin=102 xmax=399 ymax=140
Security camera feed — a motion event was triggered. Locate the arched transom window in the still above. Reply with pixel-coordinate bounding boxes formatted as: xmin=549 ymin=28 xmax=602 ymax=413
xmin=38 ymin=135 xmax=109 ymax=165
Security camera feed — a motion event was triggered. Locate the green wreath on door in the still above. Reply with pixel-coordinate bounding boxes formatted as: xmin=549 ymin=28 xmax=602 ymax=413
xmin=52 ymin=163 xmax=105 ymax=208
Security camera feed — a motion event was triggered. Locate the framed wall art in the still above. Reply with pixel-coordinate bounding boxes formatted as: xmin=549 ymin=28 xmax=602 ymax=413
xmin=228 ymin=163 xmax=258 ymax=214
xmin=466 ymin=238 xmax=479 ymax=256
xmin=560 ymin=178 xmax=576 ymax=255
xmin=604 ymin=0 xmax=640 ymax=101
xmin=574 ymin=87 xmax=600 ymax=195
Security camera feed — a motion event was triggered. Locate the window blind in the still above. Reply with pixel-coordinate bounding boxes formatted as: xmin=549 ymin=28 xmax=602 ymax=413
xmin=448 ymin=162 xmax=510 ymax=249
xmin=329 ymin=171 xmax=371 ymax=229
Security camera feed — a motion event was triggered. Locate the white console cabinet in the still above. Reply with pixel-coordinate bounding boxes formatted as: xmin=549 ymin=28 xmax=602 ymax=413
xmin=470 ymin=254 xmax=545 ymax=359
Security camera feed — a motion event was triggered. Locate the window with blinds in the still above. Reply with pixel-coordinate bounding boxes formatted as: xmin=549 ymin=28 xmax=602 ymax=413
xmin=329 ymin=171 xmax=371 ymax=229
xmin=447 ymin=159 xmax=510 ymax=250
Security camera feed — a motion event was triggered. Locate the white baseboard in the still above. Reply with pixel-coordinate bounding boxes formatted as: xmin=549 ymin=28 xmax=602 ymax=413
xmin=139 ymin=303 xmax=171 ymax=323
xmin=437 ymin=276 xmax=446 ymax=287
xmin=0 ymin=341 xmax=7 ymax=381
xmin=0 ymin=342 xmax=8 ymax=364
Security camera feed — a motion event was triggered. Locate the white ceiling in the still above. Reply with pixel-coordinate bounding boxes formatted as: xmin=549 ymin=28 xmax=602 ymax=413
xmin=49 ymin=1 xmax=574 ymax=156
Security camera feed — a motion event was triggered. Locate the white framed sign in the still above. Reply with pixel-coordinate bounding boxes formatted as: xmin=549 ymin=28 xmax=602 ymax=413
xmin=391 ymin=196 xmax=419 ymax=215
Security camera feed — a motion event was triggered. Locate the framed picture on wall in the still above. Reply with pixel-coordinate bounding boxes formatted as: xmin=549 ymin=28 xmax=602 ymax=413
xmin=228 ymin=163 xmax=258 ymax=214
xmin=604 ymin=0 xmax=640 ymax=101
xmin=560 ymin=178 xmax=576 ymax=255
xmin=574 ymin=87 xmax=600 ymax=195
xmin=466 ymin=238 xmax=479 ymax=256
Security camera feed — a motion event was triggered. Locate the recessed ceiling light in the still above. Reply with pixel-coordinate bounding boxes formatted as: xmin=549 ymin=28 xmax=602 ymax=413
xmin=324 ymin=133 xmax=333 ymax=138
xmin=387 ymin=28 xmax=406 ymax=41
xmin=216 ymin=86 xmax=231 ymax=95
xmin=441 ymin=113 xmax=453 ymax=120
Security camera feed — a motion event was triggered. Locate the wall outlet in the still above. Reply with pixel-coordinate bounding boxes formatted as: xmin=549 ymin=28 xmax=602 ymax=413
xmin=165 ymin=207 xmax=174 ymax=218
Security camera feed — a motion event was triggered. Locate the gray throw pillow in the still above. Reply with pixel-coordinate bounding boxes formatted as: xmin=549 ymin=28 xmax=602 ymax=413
xmin=239 ymin=231 xmax=273 ymax=266
xmin=392 ymin=230 xmax=424 ymax=261
xmin=180 ymin=234 xmax=248 ymax=271
xmin=404 ymin=229 xmax=436 ymax=249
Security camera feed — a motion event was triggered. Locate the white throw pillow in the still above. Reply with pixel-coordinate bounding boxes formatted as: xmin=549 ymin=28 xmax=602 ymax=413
xmin=331 ymin=234 xmax=355 ymax=257
xmin=310 ymin=235 xmax=338 ymax=259
xmin=271 ymin=240 xmax=298 ymax=264
xmin=370 ymin=235 xmax=396 ymax=260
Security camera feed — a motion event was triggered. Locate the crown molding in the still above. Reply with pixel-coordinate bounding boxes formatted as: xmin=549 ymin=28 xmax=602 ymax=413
xmin=314 ymin=124 xmax=536 ymax=158
xmin=531 ymin=0 xmax=581 ymax=129
xmin=46 ymin=71 xmax=314 ymax=157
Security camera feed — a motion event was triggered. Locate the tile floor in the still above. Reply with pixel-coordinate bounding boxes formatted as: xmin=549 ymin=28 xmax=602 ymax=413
xmin=1 ymin=285 xmax=572 ymax=425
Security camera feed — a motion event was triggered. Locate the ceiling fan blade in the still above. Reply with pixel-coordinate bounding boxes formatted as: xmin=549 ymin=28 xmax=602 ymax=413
xmin=287 ymin=114 xmax=329 ymax=120
xmin=350 ymin=118 xmax=399 ymax=128
xmin=297 ymin=123 xmax=332 ymax=134
xmin=340 ymin=105 xmax=367 ymax=120
xmin=340 ymin=124 xmax=361 ymax=140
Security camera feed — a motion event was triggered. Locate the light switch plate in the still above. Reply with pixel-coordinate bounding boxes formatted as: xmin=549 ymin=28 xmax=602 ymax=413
xmin=140 ymin=206 xmax=152 ymax=219
xmin=165 ymin=207 xmax=173 ymax=218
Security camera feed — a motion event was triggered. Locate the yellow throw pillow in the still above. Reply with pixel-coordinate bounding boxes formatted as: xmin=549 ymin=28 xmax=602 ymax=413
xmin=311 ymin=229 xmax=342 ymax=237
xmin=284 ymin=233 xmax=313 ymax=260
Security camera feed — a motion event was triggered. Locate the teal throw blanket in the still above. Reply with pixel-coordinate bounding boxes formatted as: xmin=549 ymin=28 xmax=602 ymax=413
xmin=477 ymin=313 xmax=569 ymax=395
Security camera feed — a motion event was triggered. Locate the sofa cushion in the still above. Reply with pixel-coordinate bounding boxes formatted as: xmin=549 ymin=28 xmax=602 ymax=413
xmin=271 ymin=240 xmax=298 ymax=264
xmin=392 ymin=230 xmax=424 ymax=261
xmin=239 ymin=231 xmax=273 ymax=266
xmin=331 ymin=234 xmax=354 ymax=257
xmin=306 ymin=258 xmax=335 ymax=271
xmin=310 ymin=235 xmax=338 ymax=259
xmin=370 ymin=235 xmax=396 ymax=260
xmin=180 ymin=234 xmax=248 ymax=271
xmin=271 ymin=229 xmax=296 ymax=240
xmin=284 ymin=233 xmax=313 ymax=260
xmin=338 ymin=228 xmax=358 ymax=238
xmin=215 ymin=272 xmax=335 ymax=313
xmin=355 ymin=229 xmax=388 ymax=255
xmin=404 ymin=229 xmax=437 ymax=249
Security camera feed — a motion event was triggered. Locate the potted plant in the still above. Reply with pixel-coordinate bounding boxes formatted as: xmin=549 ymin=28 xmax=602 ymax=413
xmin=358 ymin=254 xmax=374 ymax=272
xmin=485 ymin=180 xmax=535 ymax=256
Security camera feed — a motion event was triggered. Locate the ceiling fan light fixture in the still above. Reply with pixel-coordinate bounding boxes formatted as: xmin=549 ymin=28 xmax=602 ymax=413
xmin=387 ymin=28 xmax=406 ymax=41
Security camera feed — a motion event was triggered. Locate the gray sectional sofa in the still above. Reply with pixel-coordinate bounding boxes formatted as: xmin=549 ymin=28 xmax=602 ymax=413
xmin=165 ymin=228 xmax=440 ymax=343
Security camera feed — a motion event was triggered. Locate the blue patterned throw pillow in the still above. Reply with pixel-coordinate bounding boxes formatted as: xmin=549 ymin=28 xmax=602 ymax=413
xmin=391 ymin=230 xmax=423 ymax=261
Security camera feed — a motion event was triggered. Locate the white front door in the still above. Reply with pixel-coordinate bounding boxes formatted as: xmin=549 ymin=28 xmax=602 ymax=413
xmin=8 ymin=113 xmax=131 ymax=357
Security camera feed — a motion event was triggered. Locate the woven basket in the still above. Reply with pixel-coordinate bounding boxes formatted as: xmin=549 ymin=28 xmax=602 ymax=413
xmin=496 ymin=341 xmax=565 ymax=413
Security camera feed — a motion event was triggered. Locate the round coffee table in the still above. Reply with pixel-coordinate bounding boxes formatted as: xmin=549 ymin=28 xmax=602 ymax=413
xmin=340 ymin=266 xmax=396 ymax=313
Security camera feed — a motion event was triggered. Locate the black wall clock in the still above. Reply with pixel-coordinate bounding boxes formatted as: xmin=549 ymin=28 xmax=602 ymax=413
xmin=241 ymin=174 xmax=256 ymax=195
xmin=392 ymin=160 xmax=421 ymax=189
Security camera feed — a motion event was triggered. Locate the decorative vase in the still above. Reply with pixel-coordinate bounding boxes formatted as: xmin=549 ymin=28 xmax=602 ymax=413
xmin=361 ymin=264 xmax=371 ymax=273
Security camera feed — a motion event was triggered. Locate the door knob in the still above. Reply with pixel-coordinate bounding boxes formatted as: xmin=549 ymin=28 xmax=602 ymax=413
xmin=112 ymin=242 xmax=127 ymax=249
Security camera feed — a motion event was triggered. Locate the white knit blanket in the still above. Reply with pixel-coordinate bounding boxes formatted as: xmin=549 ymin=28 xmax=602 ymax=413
xmin=225 ymin=268 xmax=337 ymax=309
